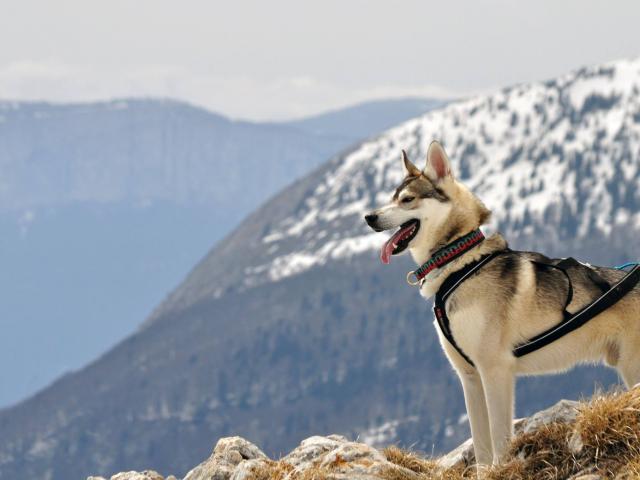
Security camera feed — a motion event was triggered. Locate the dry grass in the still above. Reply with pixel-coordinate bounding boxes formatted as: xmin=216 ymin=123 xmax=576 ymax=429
xmin=250 ymin=388 xmax=640 ymax=479
xmin=382 ymin=388 xmax=640 ymax=480
xmin=383 ymin=446 xmax=440 ymax=475
xmin=486 ymin=422 xmax=574 ymax=480
xmin=250 ymin=460 xmax=294 ymax=480
xmin=381 ymin=446 xmax=470 ymax=480
xmin=573 ymin=387 xmax=640 ymax=476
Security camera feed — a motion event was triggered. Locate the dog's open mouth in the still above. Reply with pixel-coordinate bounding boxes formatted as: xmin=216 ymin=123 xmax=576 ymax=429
xmin=380 ymin=219 xmax=420 ymax=264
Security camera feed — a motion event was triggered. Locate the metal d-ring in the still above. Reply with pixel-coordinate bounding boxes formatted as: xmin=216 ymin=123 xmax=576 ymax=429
xmin=406 ymin=270 xmax=421 ymax=286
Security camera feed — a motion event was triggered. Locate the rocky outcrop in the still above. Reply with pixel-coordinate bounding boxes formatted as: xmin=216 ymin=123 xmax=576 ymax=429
xmin=88 ymin=434 xmax=419 ymax=480
xmin=183 ymin=436 xmax=268 ymax=480
xmin=88 ymin=399 xmax=581 ymax=480
xmin=88 ymin=388 xmax=640 ymax=480
xmin=182 ymin=434 xmax=413 ymax=480
xmin=88 ymin=471 xmax=175 ymax=480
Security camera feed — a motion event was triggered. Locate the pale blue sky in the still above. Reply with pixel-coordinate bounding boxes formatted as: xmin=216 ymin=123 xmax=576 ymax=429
xmin=2 ymin=0 xmax=640 ymax=120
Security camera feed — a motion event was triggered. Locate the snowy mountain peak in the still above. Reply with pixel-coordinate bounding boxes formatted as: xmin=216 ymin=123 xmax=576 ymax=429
xmin=243 ymin=57 xmax=640 ymax=287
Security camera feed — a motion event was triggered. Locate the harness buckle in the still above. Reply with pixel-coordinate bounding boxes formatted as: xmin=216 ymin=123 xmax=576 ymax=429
xmin=406 ymin=270 xmax=421 ymax=286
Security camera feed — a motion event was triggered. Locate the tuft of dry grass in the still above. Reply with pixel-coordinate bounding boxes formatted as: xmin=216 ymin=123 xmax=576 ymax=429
xmin=250 ymin=460 xmax=295 ymax=480
xmin=383 ymin=446 xmax=440 ymax=475
xmin=488 ymin=387 xmax=640 ymax=480
xmin=614 ymin=456 xmax=640 ymax=479
xmin=294 ymin=465 xmax=331 ymax=480
xmin=573 ymin=387 xmax=640 ymax=476
xmin=381 ymin=446 xmax=469 ymax=480
xmin=487 ymin=422 xmax=574 ymax=480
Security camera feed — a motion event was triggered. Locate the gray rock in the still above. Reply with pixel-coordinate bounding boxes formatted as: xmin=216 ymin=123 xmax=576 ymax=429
xmin=519 ymin=399 xmax=579 ymax=434
xmin=110 ymin=472 xmax=164 ymax=480
xmin=229 ymin=458 xmax=271 ymax=480
xmin=283 ymin=435 xmax=409 ymax=480
xmin=436 ymin=437 xmax=474 ymax=470
xmin=316 ymin=441 xmax=387 ymax=477
xmin=281 ymin=434 xmax=348 ymax=467
xmin=318 ymin=441 xmax=386 ymax=468
xmin=175 ymin=434 xmax=412 ymax=480
xmin=437 ymin=399 xmax=580 ymax=470
xmin=183 ymin=437 xmax=267 ymax=480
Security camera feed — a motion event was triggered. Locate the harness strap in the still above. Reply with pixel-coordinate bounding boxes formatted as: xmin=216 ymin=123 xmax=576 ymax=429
xmin=433 ymin=252 xmax=640 ymax=368
xmin=513 ymin=263 xmax=640 ymax=356
xmin=433 ymin=251 xmax=507 ymax=367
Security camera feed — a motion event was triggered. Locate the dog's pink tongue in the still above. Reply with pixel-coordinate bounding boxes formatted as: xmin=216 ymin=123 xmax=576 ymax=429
xmin=380 ymin=238 xmax=395 ymax=264
xmin=380 ymin=223 xmax=415 ymax=264
xmin=380 ymin=228 xmax=404 ymax=265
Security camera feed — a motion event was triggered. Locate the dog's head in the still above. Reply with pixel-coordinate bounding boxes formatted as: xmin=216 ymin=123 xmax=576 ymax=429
xmin=364 ymin=141 xmax=490 ymax=264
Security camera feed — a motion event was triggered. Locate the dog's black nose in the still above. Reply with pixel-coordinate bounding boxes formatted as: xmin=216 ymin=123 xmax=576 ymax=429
xmin=364 ymin=214 xmax=378 ymax=226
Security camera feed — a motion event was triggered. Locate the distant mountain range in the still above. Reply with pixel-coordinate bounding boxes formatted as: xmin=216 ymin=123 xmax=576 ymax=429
xmin=0 ymin=97 xmax=444 ymax=211
xmin=2 ymin=57 xmax=640 ymax=480
xmin=0 ymin=97 xmax=445 ymax=408
xmin=281 ymin=97 xmax=445 ymax=140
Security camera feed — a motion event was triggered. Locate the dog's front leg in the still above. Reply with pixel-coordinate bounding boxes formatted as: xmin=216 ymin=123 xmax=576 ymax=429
xmin=457 ymin=369 xmax=493 ymax=466
xmin=477 ymin=364 xmax=515 ymax=464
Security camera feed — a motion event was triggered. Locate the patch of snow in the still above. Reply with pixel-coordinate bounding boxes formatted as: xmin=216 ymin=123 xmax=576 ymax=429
xmin=263 ymin=231 xmax=284 ymax=243
xmin=253 ymin=233 xmax=385 ymax=284
xmin=359 ymin=416 xmax=419 ymax=447
xmin=28 ymin=436 xmax=56 ymax=457
xmin=285 ymin=208 xmax=318 ymax=236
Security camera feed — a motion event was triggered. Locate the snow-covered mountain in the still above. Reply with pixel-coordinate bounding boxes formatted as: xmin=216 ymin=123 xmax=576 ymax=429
xmin=259 ymin=58 xmax=639 ymax=275
xmin=1 ymin=59 xmax=639 ymax=480
xmin=158 ymin=58 xmax=640 ymax=317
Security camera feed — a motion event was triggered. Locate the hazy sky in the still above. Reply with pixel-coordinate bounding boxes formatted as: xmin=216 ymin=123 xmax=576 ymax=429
xmin=2 ymin=0 xmax=640 ymax=120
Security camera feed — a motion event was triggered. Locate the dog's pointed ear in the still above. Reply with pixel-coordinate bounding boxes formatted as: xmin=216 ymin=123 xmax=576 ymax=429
xmin=401 ymin=150 xmax=421 ymax=177
xmin=424 ymin=141 xmax=453 ymax=182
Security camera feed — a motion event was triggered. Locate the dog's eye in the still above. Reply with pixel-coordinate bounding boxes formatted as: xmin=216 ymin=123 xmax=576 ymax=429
xmin=401 ymin=196 xmax=415 ymax=203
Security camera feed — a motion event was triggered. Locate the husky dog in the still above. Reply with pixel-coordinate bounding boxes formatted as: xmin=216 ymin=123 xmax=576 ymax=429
xmin=364 ymin=141 xmax=640 ymax=467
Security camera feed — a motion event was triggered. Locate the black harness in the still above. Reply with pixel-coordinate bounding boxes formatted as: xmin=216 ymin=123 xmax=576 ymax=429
xmin=433 ymin=250 xmax=640 ymax=367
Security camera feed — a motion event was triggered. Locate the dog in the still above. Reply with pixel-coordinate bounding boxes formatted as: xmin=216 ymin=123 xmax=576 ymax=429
xmin=364 ymin=140 xmax=640 ymax=467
